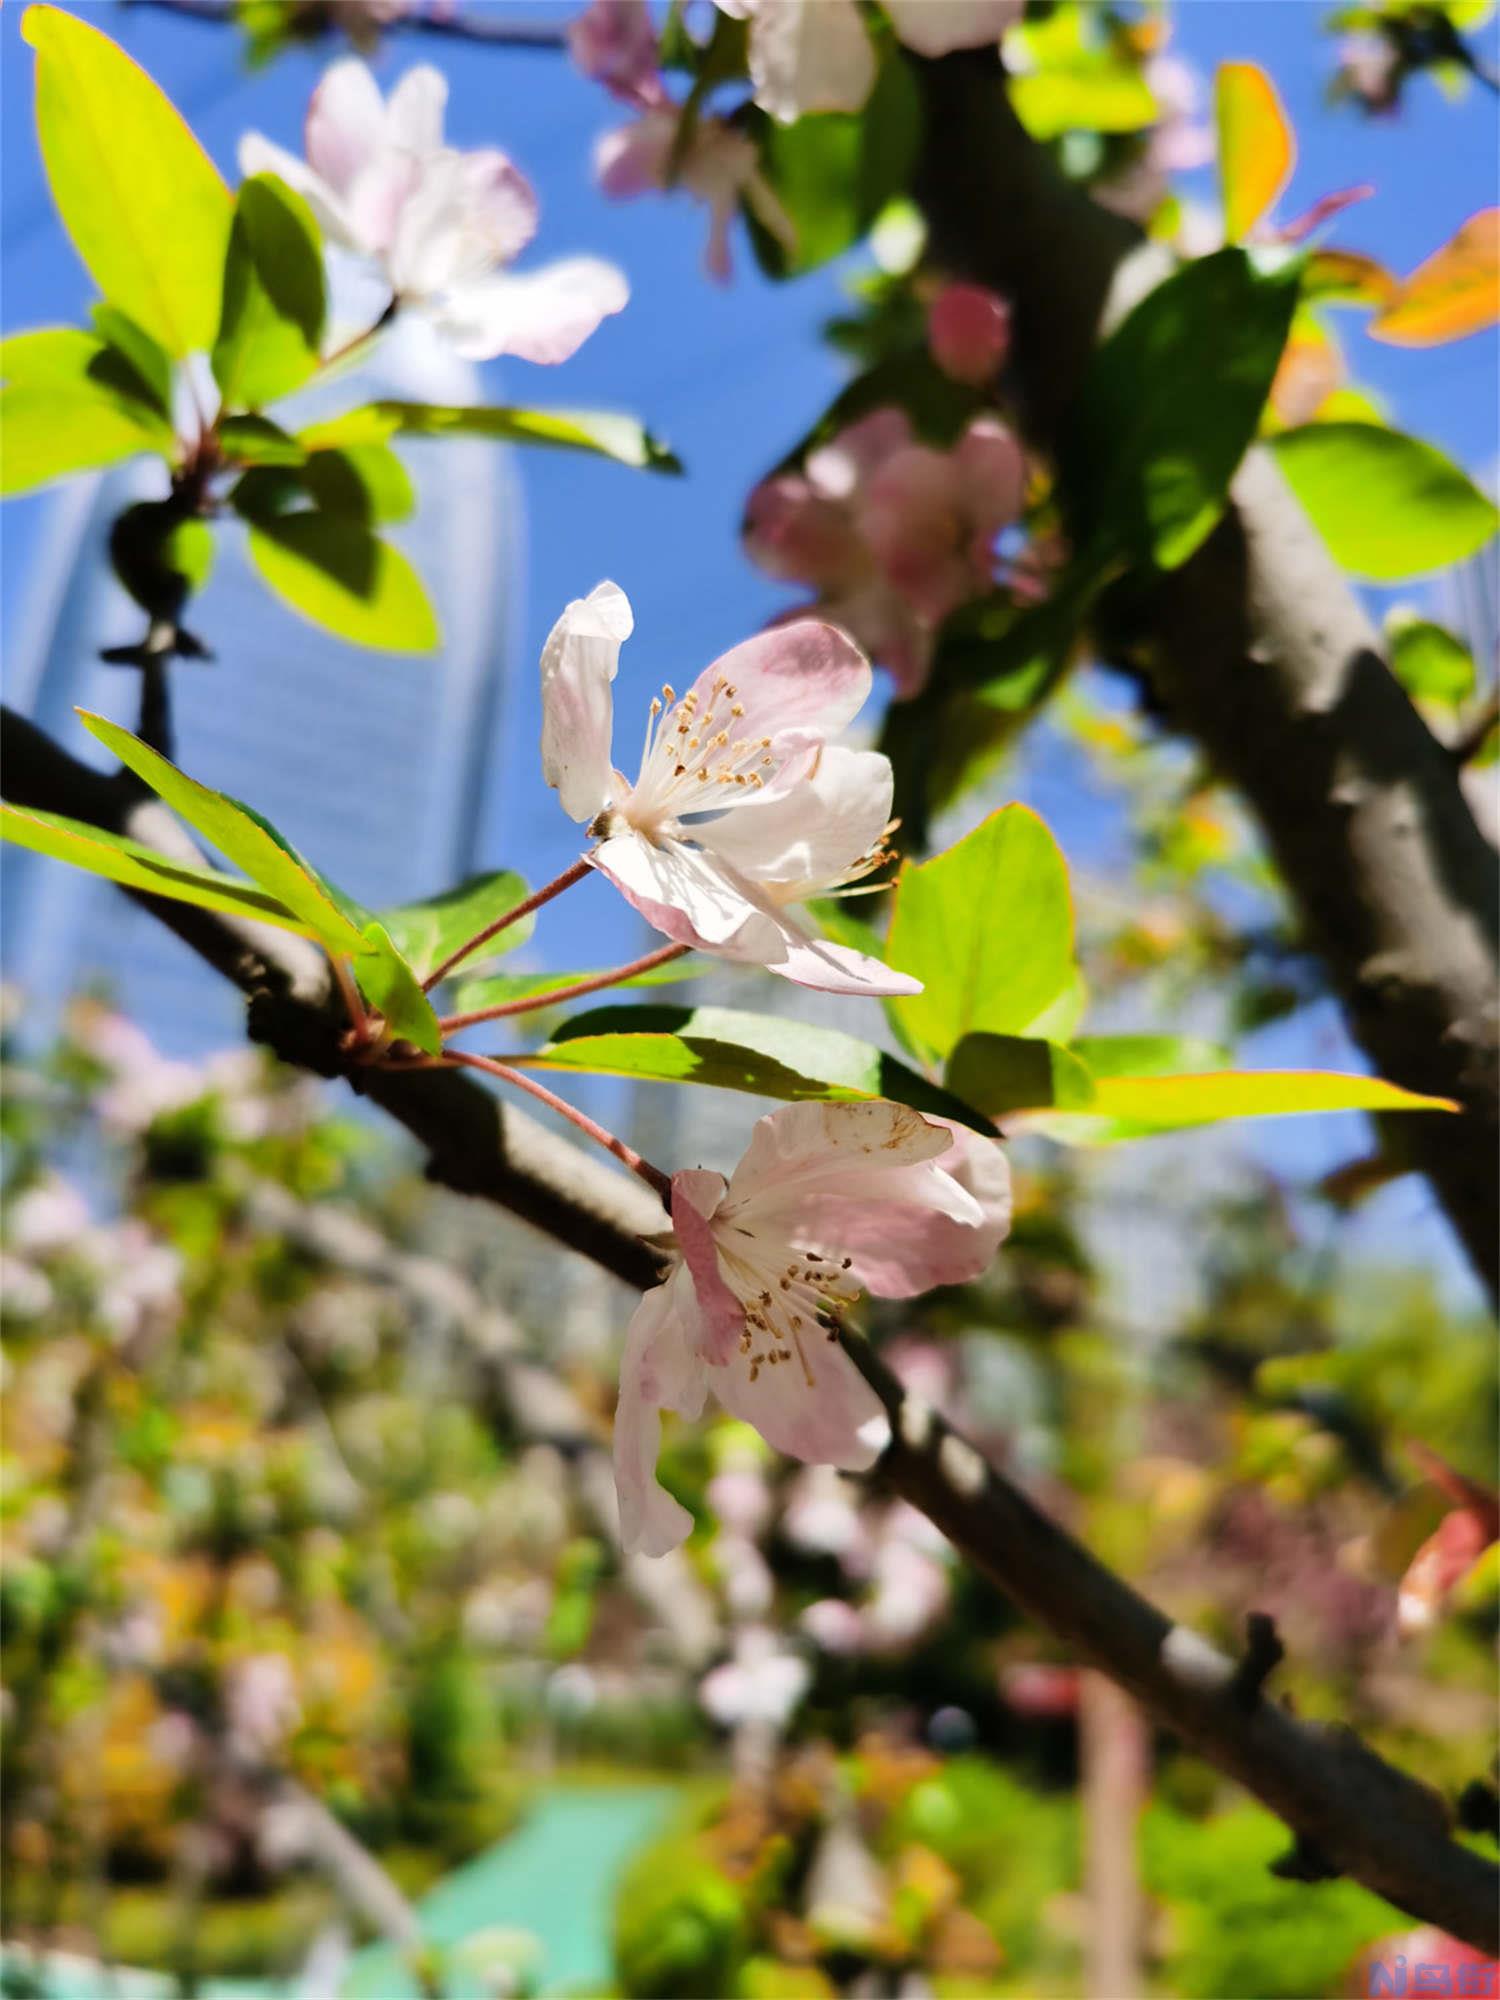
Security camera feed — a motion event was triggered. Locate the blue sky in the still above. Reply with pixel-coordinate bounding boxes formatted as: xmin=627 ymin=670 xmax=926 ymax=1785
xmin=2 ymin=1 xmax=1496 ymax=1301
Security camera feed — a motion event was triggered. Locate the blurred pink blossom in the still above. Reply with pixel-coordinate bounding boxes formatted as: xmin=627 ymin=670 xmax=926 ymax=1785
xmin=744 ymin=408 xmax=1027 ymax=696
xmin=700 ymin=1625 xmax=810 ymax=1728
xmin=927 ymin=282 xmax=1012 ymax=385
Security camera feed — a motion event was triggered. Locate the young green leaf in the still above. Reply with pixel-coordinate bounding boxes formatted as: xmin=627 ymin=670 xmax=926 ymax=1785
xmin=1387 ymin=618 xmax=1477 ymax=708
xmin=1064 ymin=247 xmax=1301 ymax=571
xmin=73 ymin=710 xmax=367 ymax=953
xmin=367 ymin=401 xmax=681 ymax=472
xmin=23 ymin=5 xmax=232 ymax=357
xmin=213 ymin=174 xmax=327 ymax=410
xmin=300 ymin=443 xmax=415 ymax=525
xmin=377 ymin=871 xmax=533 ymax=981
xmin=1269 ymin=423 xmax=1499 ymax=580
xmin=523 ymin=1003 xmax=994 ymax=1132
xmin=884 ymin=806 xmax=1077 ymax=1064
xmin=0 ymin=803 xmax=318 ymax=935
xmin=91 ymin=305 xmax=173 ymax=417
xmin=219 ymin=414 xmax=306 ymax=466
xmin=1025 ymin=1067 xmax=1457 ymax=1143
xmin=1 ymin=325 xmax=174 ymax=494
xmin=245 ymin=515 xmax=440 ymax=653
xmin=353 ymin=922 xmax=442 ymax=1055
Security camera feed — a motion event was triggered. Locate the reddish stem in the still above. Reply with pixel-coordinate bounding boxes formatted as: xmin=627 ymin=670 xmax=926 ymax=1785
xmin=443 ymin=1048 xmax=672 ymax=1205
xmin=438 ymin=941 xmax=690 ymax=1033
xmin=329 ymin=954 xmax=372 ymax=1041
xmin=421 ymin=857 xmax=593 ymax=993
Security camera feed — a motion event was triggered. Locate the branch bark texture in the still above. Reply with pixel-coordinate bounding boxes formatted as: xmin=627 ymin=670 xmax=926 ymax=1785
xmin=910 ymin=51 xmax=1499 ymax=1297
xmin=4 ymin=704 xmax=1495 ymax=1953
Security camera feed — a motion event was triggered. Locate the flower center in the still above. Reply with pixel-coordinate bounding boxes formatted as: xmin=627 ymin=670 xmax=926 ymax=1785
xmin=714 ymin=1231 xmax=860 ymax=1389
xmin=622 ymin=676 xmax=777 ymax=839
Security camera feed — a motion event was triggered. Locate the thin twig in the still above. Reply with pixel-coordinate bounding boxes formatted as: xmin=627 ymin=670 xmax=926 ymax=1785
xmin=420 ymin=856 xmax=592 ymax=992
xmin=443 ymin=1047 xmax=673 ymax=1204
xmin=438 ymin=941 xmax=690 ymax=1032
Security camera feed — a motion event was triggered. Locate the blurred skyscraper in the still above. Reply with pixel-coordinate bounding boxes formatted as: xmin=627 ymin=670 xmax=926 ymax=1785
xmin=2 ymin=321 xmax=523 ymax=1055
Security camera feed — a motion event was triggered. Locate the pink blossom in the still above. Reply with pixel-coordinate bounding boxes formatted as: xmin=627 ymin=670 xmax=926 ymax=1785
xmin=1396 ymin=1449 xmax=1500 ymax=1639
xmin=240 ymin=60 xmax=626 ymax=361
xmin=612 ymin=1100 xmax=1010 ymax=1556
xmin=574 ymin=1 xmax=794 ymax=281
xmin=595 ymin=106 xmax=795 ymax=282
xmin=540 ymin=581 xmax=914 ymax=995
xmin=744 ymin=409 xmax=1027 ymax=696
xmin=927 ymin=282 xmax=1011 ymax=385
xmin=1337 ymin=30 xmax=1400 ymax=112
xmin=720 ymin=0 xmax=1022 ymax=123
xmin=8 ymin=1176 xmax=91 ymax=1256
xmin=799 ymin=1597 xmax=865 ymax=1655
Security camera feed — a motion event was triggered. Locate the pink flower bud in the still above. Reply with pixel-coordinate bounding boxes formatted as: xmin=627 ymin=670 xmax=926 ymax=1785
xmin=927 ymin=283 xmax=1011 ymax=385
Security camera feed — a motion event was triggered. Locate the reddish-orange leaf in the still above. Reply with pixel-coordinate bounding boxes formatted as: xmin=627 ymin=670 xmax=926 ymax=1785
xmin=1303 ymin=248 xmax=1400 ymax=310
xmin=1216 ymin=60 xmax=1295 ymax=242
xmin=1371 ymin=208 xmax=1500 ymax=347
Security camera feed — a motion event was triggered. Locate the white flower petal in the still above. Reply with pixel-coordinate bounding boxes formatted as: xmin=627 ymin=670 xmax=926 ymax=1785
xmin=429 ymin=256 xmax=628 ymax=362
xmin=539 ymin=581 xmax=632 ymax=822
xmin=305 ymin=58 xmax=389 ymax=199
xmin=591 ymin=829 xmax=777 ymax=950
xmin=748 ymin=0 xmax=877 ymax=122
xmin=613 ymin=1265 xmax=708 ymax=1557
xmin=883 ymin=0 xmax=1021 ymax=58
xmin=713 ymin=1322 xmax=887 ymax=1469
xmin=385 ymin=63 xmax=448 ymax=154
xmin=694 ymin=746 xmax=892 ymax=893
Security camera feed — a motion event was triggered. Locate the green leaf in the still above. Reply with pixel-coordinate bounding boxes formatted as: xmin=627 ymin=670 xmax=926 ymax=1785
xmin=353 ymin=921 xmax=442 ymax=1056
xmin=0 ymin=384 xmax=167 ymax=495
xmin=1027 ymin=1068 xmax=1457 ymax=1144
xmin=245 ymin=514 xmax=440 ymax=653
xmin=301 ymin=443 xmax=415 ymax=524
xmin=0 ymin=325 xmax=174 ymax=494
xmin=91 ymin=305 xmax=173 ymax=417
xmin=1268 ymin=423 xmax=1499 ymax=580
xmin=219 ymin=414 xmax=306 ymax=466
xmin=0 ymin=803 xmax=318 ymax=936
xmin=742 ymin=48 xmax=922 ymax=278
xmin=1068 ymin=1034 xmax=1228 ymax=1078
xmin=367 ymin=401 xmax=681 ymax=473
xmin=885 ymin=806 xmax=1077 ymax=1063
xmin=73 ymin=709 xmax=366 ymax=953
xmin=109 ymin=502 xmax=214 ymax=618
xmin=1009 ymin=52 xmax=1157 ymax=139
xmin=377 ymin=871 xmax=533 ymax=982
xmin=212 ymin=173 xmax=327 ymax=410
xmin=1386 ymin=617 xmax=1477 ymax=708
xmin=23 ymin=5 xmax=232 ymax=358
xmin=946 ymin=1033 xmax=1097 ymax=1117
xmin=1064 ymin=247 xmax=1302 ymax=570
xmin=525 ymin=1004 xmax=993 ymax=1133
xmin=453 ymin=957 xmax=710 ymax=1014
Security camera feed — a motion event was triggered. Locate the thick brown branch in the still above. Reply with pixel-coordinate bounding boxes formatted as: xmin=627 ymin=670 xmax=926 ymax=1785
xmin=911 ymin=51 xmax=1499 ymax=1298
xmin=4 ymin=703 xmax=1495 ymax=1952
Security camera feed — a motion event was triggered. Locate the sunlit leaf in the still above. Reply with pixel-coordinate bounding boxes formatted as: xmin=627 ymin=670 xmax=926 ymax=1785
xmin=0 ymin=803 xmax=317 ymax=935
xmin=378 ymin=871 xmax=533 ymax=981
xmin=367 ymin=401 xmax=681 ymax=472
xmin=23 ymin=5 xmax=232 ymax=357
xmin=91 ymin=305 xmax=173 ymax=417
xmin=301 ymin=443 xmax=415 ymax=525
xmin=213 ymin=174 xmax=327 ymax=410
xmin=945 ymin=1034 xmax=1096 ymax=1117
xmin=1217 ymin=61 xmax=1295 ymax=240
xmin=1370 ymin=208 xmax=1500 ymax=347
xmin=1387 ymin=616 xmax=1477 ymax=707
xmin=354 ymin=921 xmax=442 ymax=1055
xmin=885 ymin=806 xmax=1076 ymax=1064
xmin=0 ymin=325 xmax=174 ymax=494
xmin=1270 ymin=422 xmax=1498 ymax=580
xmin=1008 ymin=7 xmax=1157 ymax=138
xmin=73 ymin=710 xmax=366 ymax=953
xmin=1023 ymin=1067 xmax=1457 ymax=1144
xmin=246 ymin=514 xmax=440 ymax=652
xmin=523 ymin=1003 xmax=993 ymax=1132
xmin=219 ymin=414 xmax=305 ymax=466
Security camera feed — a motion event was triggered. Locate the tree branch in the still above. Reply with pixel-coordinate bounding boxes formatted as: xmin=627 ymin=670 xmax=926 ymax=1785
xmin=910 ymin=50 xmax=1499 ymax=1299
xmin=4 ymin=702 xmax=1495 ymax=1952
